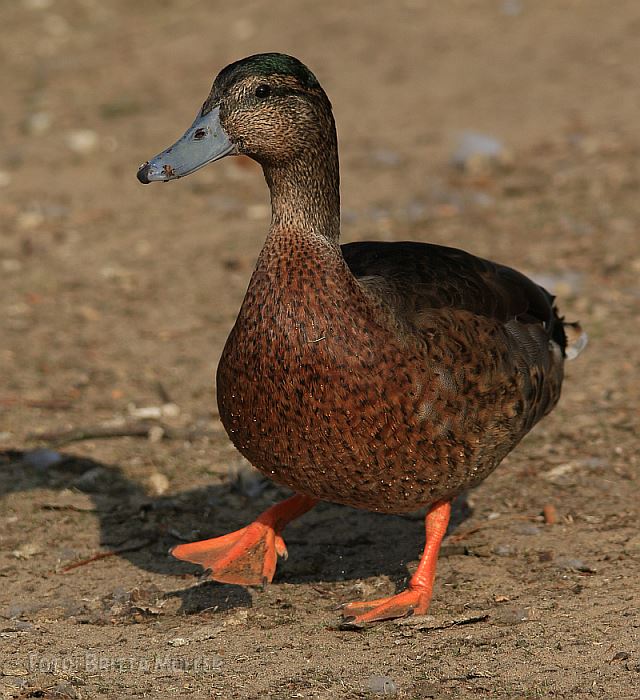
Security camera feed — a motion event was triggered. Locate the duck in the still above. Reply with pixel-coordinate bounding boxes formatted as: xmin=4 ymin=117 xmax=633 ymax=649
xmin=137 ymin=53 xmax=585 ymax=625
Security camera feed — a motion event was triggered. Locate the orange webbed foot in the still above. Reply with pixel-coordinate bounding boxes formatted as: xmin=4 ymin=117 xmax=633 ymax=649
xmin=171 ymin=521 xmax=282 ymax=586
xmin=341 ymin=500 xmax=452 ymax=627
xmin=171 ymin=494 xmax=317 ymax=586
xmin=341 ymin=586 xmax=432 ymax=626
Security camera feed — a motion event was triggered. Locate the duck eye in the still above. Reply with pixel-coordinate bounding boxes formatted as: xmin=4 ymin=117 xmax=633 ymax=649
xmin=255 ymin=84 xmax=272 ymax=99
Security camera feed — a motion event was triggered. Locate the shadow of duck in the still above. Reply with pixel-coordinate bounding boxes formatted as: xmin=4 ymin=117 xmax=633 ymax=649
xmin=0 ymin=448 xmax=470 ymax=614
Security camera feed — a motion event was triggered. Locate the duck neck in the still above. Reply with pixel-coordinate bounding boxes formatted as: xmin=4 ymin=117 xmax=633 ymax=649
xmin=262 ymin=131 xmax=341 ymax=245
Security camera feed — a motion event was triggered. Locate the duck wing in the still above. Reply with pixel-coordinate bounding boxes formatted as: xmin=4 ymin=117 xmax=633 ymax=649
xmin=342 ymin=240 xmax=567 ymax=352
xmin=342 ymin=240 xmax=568 ymax=431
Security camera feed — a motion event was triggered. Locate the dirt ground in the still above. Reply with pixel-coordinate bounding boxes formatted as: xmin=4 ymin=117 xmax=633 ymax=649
xmin=1 ymin=1 xmax=639 ymax=698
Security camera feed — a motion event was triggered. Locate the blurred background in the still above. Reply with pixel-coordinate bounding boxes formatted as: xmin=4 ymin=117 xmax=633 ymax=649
xmin=1 ymin=1 xmax=639 ymax=698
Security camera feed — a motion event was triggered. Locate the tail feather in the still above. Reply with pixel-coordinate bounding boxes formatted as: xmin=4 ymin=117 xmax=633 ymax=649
xmin=563 ymin=321 xmax=588 ymax=360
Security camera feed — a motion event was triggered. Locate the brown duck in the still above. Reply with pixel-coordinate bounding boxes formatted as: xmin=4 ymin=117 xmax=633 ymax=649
xmin=137 ymin=53 xmax=585 ymax=625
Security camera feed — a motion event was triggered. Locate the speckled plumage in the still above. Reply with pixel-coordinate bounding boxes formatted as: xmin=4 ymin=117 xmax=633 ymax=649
xmin=217 ymin=231 xmax=565 ymax=513
xmin=139 ymin=53 xmax=583 ymax=621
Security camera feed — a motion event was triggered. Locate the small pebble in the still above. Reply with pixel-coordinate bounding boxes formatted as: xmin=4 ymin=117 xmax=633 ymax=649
xmin=452 ymin=131 xmax=507 ymax=171
xmin=367 ymin=675 xmax=398 ymax=695
xmin=543 ymin=504 xmax=558 ymax=524
xmin=25 ymin=111 xmax=52 ymax=135
xmin=147 ymin=472 xmax=169 ymax=495
xmin=493 ymin=544 xmax=514 ymax=557
xmin=554 ymin=556 xmax=595 ymax=573
xmin=542 ymin=463 xmax=575 ymax=483
xmin=71 ymin=466 xmax=108 ymax=491
xmin=168 ymin=637 xmax=189 ymax=647
xmin=496 ymin=606 xmax=534 ymax=625
xmin=78 ymin=305 xmax=101 ymax=321
xmin=17 ymin=210 xmax=45 ymax=230
xmin=65 ymin=129 xmax=99 ymax=155
xmin=229 ymin=459 xmax=268 ymax=498
xmin=161 ymin=402 xmax=181 ymax=417
xmin=556 ymin=557 xmax=584 ymax=570
xmin=129 ymin=405 xmax=162 ymax=419
xmin=129 ymin=403 xmax=179 ymax=419
xmin=514 ymin=523 xmax=540 ymax=536
xmin=579 ymin=457 xmax=609 ymax=471
xmin=147 ymin=425 xmax=165 ymax=443
xmin=22 ymin=449 xmax=63 ymax=470
xmin=12 ymin=542 xmax=42 ymax=560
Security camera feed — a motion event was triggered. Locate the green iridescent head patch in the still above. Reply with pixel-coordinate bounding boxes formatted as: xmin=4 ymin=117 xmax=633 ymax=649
xmin=216 ymin=53 xmax=320 ymax=91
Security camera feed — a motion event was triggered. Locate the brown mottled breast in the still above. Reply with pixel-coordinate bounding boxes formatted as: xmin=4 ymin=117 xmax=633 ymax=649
xmin=216 ymin=235 xmax=565 ymax=514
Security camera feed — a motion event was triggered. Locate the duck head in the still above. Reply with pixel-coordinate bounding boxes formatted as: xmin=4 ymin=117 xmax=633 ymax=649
xmin=137 ymin=53 xmax=333 ymax=183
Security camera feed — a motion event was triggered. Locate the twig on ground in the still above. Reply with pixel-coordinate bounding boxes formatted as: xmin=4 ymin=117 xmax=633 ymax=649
xmin=28 ymin=422 xmax=215 ymax=447
xmin=60 ymin=538 xmax=155 ymax=573
xmin=543 ymin=504 xmax=558 ymax=524
xmin=396 ymin=613 xmax=489 ymax=631
xmin=0 ymin=396 xmax=75 ymax=410
xmin=441 ymin=669 xmax=493 ymax=681
xmin=448 ymin=514 xmax=540 ymax=543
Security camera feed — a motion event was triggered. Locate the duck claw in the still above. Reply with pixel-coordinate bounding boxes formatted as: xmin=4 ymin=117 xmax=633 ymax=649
xmin=340 ymin=587 xmax=431 ymax=626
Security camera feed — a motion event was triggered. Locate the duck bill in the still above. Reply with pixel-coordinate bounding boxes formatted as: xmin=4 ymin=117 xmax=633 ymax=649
xmin=137 ymin=106 xmax=236 ymax=184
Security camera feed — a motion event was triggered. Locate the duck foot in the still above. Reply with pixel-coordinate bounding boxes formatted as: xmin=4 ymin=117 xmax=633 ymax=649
xmin=171 ymin=521 xmax=283 ymax=586
xmin=341 ymin=586 xmax=432 ymax=626
xmin=171 ymin=493 xmax=317 ymax=586
xmin=341 ymin=499 xmax=452 ymax=626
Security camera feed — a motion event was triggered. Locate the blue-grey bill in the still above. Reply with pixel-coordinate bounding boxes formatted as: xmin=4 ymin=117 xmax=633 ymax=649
xmin=137 ymin=106 xmax=236 ymax=184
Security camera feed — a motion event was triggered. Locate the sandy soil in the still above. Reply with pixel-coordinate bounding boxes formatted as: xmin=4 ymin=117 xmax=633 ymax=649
xmin=1 ymin=1 xmax=639 ymax=698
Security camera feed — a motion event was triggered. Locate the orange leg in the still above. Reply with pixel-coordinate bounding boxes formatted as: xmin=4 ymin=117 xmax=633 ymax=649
xmin=171 ymin=494 xmax=318 ymax=586
xmin=342 ymin=500 xmax=451 ymax=625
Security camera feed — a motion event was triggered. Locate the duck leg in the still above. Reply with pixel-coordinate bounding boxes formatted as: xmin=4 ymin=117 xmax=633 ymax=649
xmin=171 ymin=494 xmax=318 ymax=586
xmin=342 ymin=500 xmax=451 ymax=625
